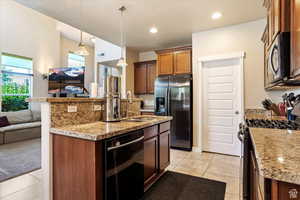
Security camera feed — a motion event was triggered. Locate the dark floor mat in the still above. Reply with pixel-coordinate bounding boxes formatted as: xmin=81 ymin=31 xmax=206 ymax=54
xmin=142 ymin=171 xmax=226 ymax=200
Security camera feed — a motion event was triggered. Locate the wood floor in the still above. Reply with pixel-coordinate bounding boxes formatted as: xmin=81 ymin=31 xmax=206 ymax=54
xmin=0 ymin=150 xmax=241 ymax=200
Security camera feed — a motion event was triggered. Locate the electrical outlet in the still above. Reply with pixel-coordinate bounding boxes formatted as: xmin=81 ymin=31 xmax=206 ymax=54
xmin=94 ymin=105 xmax=102 ymax=111
xmin=67 ymin=105 xmax=77 ymax=113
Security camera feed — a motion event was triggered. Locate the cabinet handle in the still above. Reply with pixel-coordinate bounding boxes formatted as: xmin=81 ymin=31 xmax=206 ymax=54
xmin=288 ymin=189 xmax=298 ymax=199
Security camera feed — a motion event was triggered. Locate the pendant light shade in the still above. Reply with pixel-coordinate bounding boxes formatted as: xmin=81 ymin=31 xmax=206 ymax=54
xmin=117 ymin=57 xmax=128 ymax=67
xmin=117 ymin=6 xmax=127 ymax=67
xmin=75 ymin=31 xmax=89 ymax=56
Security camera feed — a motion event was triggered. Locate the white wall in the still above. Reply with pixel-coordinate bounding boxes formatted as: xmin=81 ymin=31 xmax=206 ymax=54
xmin=0 ymin=0 xmax=60 ymax=111
xmin=60 ymin=35 xmax=95 ymax=91
xmin=139 ymin=51 xmax=157 ymax=62
xmin=192 ymin=19 xmax=300 ymax=149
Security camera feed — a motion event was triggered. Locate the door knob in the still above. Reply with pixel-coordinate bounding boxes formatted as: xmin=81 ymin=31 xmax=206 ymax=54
xmin=235 ymin=111 xmax=239 ymax=115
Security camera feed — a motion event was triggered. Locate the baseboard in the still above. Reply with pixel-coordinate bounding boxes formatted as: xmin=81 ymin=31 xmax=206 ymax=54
xmin=192 ymin=146 xmax=202 ymax=152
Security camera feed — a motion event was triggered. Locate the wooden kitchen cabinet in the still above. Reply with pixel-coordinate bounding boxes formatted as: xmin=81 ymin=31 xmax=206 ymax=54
xmin=157 ymin=53 xmax=174 ymax=75
xmin=146 ymin=61 xmax=156 ymax=93
xmin=134 ymin=60 xmax=156 ymax=94
xmin=143 ymin=123 xmax=170 ymax=190
xmin=174 ymin=50 xmax=192 ymax=74
xmin=156 ymin=46 xmax=192 ymax=76
xmin=159 ymin=130 xmax=170 ymax=171
xmin=134 ymin=63 xmax=147 ymax=94
xmin=290 ymin=0 xmax=300 ymax=79
xmin=144 ymin=136 xmax=158 ymax=183
xmin=264 ymin=0 xmax=290 ymax=45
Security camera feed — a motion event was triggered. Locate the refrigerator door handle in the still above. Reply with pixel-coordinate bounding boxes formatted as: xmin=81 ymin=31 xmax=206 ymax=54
xmin=167 ymin=87 xmax=170 ymax=116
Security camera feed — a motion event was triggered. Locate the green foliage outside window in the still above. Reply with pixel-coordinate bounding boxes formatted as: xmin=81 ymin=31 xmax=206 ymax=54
xmin=1 ymin=73 xmax=30 ymax=112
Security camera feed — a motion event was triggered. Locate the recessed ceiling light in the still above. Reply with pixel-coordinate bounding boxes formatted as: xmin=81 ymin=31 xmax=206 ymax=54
xmin=149 ymin=27 xmax=158 ymax=34
xmin=90 ymin=37 xmax=96 ymax=43
xmin=212 ymin=12 xmax=222 ymax=20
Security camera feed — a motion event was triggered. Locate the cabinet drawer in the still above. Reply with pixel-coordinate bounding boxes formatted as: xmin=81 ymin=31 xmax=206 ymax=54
xmin=159 ymin=122 xmax=170 ymax=133
xmin=144 ymin=125 xmax=158 ymax=140
xmin=278 ymin=182 xmax=300 ymax=200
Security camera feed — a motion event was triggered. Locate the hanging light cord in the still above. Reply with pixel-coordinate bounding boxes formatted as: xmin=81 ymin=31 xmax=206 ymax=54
xmin=119 ymin=6 xmax=126 ymax=58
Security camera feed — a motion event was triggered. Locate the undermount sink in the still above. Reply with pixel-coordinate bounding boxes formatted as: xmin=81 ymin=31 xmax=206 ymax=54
xmin=123 ymin=117 xmax=155 ymax=122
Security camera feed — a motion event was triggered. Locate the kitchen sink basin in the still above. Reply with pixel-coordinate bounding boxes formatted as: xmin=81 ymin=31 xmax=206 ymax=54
xmin=123 ymin=117 xmax=155 ymax=122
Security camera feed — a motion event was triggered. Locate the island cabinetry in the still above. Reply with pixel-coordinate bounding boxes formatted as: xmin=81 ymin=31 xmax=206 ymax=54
xmin=143 ymin=122 xmax=171 ymax=188
xmin=52 ymin=120 xmax=172 ymax=200
xmin=53 ymin=135 xmax=103 ymax=200
xmin=144 ymin=125 xmax=159 ymax=184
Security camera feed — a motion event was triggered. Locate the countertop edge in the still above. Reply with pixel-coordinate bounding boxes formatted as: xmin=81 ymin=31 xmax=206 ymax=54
xmin=249 ymin=128 xmax=300 ymax=185
xmin=27 ymin=97 xmax=142 ymax=103
xmin=50 ymin=118 xmax=172 ymax=141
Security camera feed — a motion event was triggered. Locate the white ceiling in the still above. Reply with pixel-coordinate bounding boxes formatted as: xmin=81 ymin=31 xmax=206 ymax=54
xmin=14 ymin=0 xmax=266 ymax=51
xmin=56 ymin=22 xmax=95 ymax=47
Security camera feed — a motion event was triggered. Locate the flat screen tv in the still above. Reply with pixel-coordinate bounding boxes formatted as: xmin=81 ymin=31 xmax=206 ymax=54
xmin=48 ymin=67 xmax=85 ymax=94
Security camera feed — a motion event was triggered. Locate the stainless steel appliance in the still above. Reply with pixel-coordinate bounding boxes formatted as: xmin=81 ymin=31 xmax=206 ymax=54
xmin=238 ymin=123 xmax=250 ymax=200
xmin=104 ymin=130 xmax=144 ymax=200
xmin=154 ymin=74 xmax=192 ymax=151
xmin=103 ymin=76 xmax=121 ymax=122
xmin=267 ymin=32 xmax=290 ymax=84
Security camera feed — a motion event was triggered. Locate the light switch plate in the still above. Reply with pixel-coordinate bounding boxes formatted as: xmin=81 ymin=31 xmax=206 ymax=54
xmin=67 ymin=105 xmax=77 ymax=113
xmin=94 ymin=105 xmax=102 ymax=111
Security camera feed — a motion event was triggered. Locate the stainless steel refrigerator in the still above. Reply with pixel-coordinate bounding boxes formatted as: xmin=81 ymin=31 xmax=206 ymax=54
xmin=154 ymin=74 xmax=192 ymax=151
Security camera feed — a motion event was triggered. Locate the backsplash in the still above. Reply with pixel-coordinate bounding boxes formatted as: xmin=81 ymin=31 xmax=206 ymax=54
xmin=51 ymin=100 xmax=141 ymax=128
xmin=137 ymin=94 xmax=154 ymax=107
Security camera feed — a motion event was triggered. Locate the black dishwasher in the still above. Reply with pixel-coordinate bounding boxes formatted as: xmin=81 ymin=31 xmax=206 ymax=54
xmin=104 ymin=130 xmax=144 ymax=200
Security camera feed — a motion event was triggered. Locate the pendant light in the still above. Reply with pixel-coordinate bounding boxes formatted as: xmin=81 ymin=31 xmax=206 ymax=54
xmin=117 ymin=6 xmax=128 ymax=67
xmin=75 ymin=0 xmax=89 ymax=56
xmin=75 ymin=31 xmax=89 ymax=56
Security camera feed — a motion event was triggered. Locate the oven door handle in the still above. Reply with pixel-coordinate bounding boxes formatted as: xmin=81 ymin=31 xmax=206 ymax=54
xmin=237 ymin=131 xmax=244 ymax=142
xmin=107 ymin=136 xmax=144 ymax=152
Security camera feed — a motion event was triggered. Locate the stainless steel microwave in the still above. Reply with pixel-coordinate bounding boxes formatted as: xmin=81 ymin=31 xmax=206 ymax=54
xmin=267 ymin=32 xmax=290 ymax=84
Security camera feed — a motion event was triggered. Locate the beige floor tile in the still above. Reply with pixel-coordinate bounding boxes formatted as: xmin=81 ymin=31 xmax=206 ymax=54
xmin=205 ymin=163 xmax=240 ymax=178
xmin=0 ymin=174 xmax=39 ymax=198
xmin=203 ymin=172 xmax=240 ymax=195
xmin=0 ymin=183 xmax=42 ymax=200
xmin=186 ymin=151 xmax=215 ymax=161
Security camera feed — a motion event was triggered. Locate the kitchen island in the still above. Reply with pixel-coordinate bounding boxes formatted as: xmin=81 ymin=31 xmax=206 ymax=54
xmin=248 ymin=127 xmax=300 ymax=200
xmin=29 ymin=98 xmax=172 ymax=200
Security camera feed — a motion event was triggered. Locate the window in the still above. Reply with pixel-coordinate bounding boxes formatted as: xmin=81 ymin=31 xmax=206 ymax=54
xmin=1 ymin=53 xmax=33 ymax=111
xmin=68 ymin=52 xmax=85 ymax=67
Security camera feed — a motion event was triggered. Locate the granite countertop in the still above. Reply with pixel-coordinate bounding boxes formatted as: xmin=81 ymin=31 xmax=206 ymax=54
xmin=50 ymin=115 xmax=172 ymax=141
xmin=27 ymin=97 xmax=142 ymax=103
xmin=250 ymin=128 xmax=300 ymax=185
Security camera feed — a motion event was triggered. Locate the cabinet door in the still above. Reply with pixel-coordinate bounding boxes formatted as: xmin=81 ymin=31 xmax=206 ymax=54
xmin=291 ymin=0 xmax=300 ymax=78
xmin=144 ymin=137 xmax=158 ymax=183
xmin=174 ymin=50 xmax=192 ymax=74
xmin=278 ymin=182 xmax=300 ymax=200
xmin=134 ymin=63 xmax=147 ymax=94
xmin=157 ymin=53 xmax=174 ymax=76
xmin=146 ymin=62 xmax=156 ymax=94
xmin=159 ymin=130 xmax=170 ymax=171
xmin=272 ymin=0 xmax=281 ymax=40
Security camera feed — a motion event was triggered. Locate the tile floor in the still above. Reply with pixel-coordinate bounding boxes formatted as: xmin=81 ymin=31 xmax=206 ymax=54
xmin=0 ymin=150 xmax=241 ymax=200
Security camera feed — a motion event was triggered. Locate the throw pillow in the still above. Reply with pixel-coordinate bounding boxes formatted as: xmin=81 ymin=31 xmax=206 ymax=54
xmin=0 ymin=116 xmax=10 ymax=127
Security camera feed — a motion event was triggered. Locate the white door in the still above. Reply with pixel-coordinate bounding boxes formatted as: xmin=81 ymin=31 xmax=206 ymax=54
xmin=202 ymin=56 xmax=243 ymax=156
